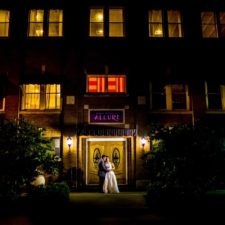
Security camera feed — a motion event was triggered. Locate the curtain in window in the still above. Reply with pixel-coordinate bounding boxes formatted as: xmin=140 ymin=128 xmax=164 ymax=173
xmin=22 ymin=84 xmax=40 ymax=109
xmin=0 ymin=10 xmax=10 ymax=37
xmin=48 ymin=10 xmax=63 ymax=37
xmin=28 ymin=10 xmax=44 ymax=37
xmin=45 ymin=84 xmax=61 ymax=109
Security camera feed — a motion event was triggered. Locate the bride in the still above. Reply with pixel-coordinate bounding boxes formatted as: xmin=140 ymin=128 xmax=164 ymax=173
xmin=103 ymin=156 xmax=119 ymax=193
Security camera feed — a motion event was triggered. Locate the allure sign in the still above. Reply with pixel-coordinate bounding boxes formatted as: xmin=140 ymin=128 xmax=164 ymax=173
xmin=89 ymin=110 xmax=124 ymax=124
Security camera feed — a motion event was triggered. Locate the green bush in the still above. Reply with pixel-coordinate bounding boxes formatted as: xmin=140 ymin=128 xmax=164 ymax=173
xmin=29 ymin=182 xmax=70 ymax=206
xmin=143 ymin=122 xmax=225 ymax=208
xmin=0 ymin=119 xmax=62 ymax=201
xmin=28 ymin=182 xmax=70 ymax=224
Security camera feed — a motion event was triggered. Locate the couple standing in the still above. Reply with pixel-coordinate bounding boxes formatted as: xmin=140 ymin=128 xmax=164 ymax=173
xmin=98 ymin=155 xmax=119 ymax=193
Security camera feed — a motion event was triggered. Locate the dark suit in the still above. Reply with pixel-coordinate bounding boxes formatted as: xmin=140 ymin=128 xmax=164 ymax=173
xmin=98 ymin=158 xmax=107 ymax=192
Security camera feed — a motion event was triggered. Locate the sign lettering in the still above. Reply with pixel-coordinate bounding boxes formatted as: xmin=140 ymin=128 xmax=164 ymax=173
xmin=89 ymin=110 xmax=124 ymax=124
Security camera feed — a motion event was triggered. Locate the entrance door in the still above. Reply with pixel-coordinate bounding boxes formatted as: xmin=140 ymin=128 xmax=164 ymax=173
xmin=86 ymin=138 xmax=127 ymax=185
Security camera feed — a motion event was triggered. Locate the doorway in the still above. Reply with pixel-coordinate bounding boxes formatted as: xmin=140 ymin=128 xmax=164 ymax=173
xmin=85 ymin=138 xmax=127 ymax=185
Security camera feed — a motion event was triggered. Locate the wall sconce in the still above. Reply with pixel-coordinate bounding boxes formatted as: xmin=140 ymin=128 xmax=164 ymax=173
xmin=66 ymin=137 xmax=72 ymax=150
xmin=141 ymin=137 xmax=147 ymax=148
xmin=66 ymin=136 xmax=75 ymax=189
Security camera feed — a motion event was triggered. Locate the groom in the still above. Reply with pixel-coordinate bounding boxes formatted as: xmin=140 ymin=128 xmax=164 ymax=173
xmin=98 ymin=155 xmax=107 ymax=192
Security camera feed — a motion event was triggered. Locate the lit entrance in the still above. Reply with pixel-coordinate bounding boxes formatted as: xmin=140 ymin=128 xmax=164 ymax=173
xmin=86 ymin=138 xmax=127 ymax=185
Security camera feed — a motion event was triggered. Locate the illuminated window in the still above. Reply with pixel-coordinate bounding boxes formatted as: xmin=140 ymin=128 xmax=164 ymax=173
xmin=21 ymin=84 xmax=61 ymax=110
xmin=22 ymin=84 xmax=40 ymax=109
xmin=201 ymin=12 xmax=218 ymax=38
xmin=149 ymin=10 xmax=163 ymax=37
xmin=0 ymin=97 xmax=5 ymax=111
xmin=89 ymin=7 xmax=124 ymax=37
xmin=87 ymin=76 xmax=106 ymax=92
xmin=28 ymin=10 xmax=44 ymax=37
xmin=168 ymin=11 xmax=183 ymax=37
xmin=48 ymin=10 xmax=63 ymax=37
xmin=109 ymin=9 xmax=124 ymax=37
xmin=87 ymin=75 xmax=126 ymax=93
xmin=42 ymin=130 xmax=61 ymax=156
xmin=205 ymin=82 xmax=225 ymax=110
xmin=149 ymin=10 xmax=183 ymax=38
xmin=28 ymin=9 xmax=63 ymax=37
xmin=45 ymin=84 xmax=61 ymax=109
xmin=0 ymin=82 xmax=6 ymax=112
xmin=90 ymin=8 xmax=104 ymax=37
xmin=0 ymin=10 xmax=10 ymax=37
xmin=0 ymin=97 xmax=4 ymax=111
xmin=51 ymin=137 xmax=61 ymax=156
xmin=151 ymin=83 xmax=189 ymax=110
xmin=0 ymin=86 xmax=5 ymax=111
xmin=107 ymin=76 xmax=126 ymax=92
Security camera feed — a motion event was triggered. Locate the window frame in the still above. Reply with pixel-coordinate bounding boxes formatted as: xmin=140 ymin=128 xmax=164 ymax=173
xmin=89 ymin=7 xmax=125 ymax=38
xmin=0 ymin=97 xmax=5 ymax=112
xmin=148 ymin=9 xmax=184 ymax=38
xmin=28 ymin=9 xmax=63 ymax=38
xmin=205 ymin=81 xmax=225 ymax=110
xmin=0 ymin=10 xmax=10 ymax=37
xmin=201 ymin=11 xmax=218 ymax=38
xmin=51 ymin=137 xmax=61 ymax=157
xmin=150 ymin=83 xmax=190 ymax=111
xmin=86 ymin=74 xmax=127 ymax=93
xmin=21 ymin=84 xmax=61 ymax=111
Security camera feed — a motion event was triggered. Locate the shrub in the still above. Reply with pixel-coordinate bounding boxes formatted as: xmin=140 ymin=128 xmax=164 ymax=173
xmin=0 ymin=119 xmax=62 ymax=201
xmin=143 ymin=122 xmax=225 ymax=208
xmin=29 ymin=182 xmax=70 ymax=206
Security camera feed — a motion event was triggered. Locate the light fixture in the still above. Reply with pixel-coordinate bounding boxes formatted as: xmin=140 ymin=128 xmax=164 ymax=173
xmin=66 ymin=137 xmax=72 ymax=149
xmin=96 ymin=13 xmax=103 ymax=21
xmin=154 ymin=29 xmax=162 ymax=35
xmin=66 ymin=136 xmax=75 ymax=189
xmin=96 ymin=29 xmax=103 ymax=35
xmin=141 ymin=137 xmax=146 ymax=148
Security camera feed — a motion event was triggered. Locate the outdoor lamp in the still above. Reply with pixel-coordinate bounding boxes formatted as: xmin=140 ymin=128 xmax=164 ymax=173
xmin=66 ymin=137 xmax=72 ymax=149
xmin=141 ymin=137 xmax=146 ymax=148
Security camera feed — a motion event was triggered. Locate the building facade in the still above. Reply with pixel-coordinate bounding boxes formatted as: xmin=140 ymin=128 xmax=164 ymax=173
xmin=1 ymin=0 xmax=225 ymax=190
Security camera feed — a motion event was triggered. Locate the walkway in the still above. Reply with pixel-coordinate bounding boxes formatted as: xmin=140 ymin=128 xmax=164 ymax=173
xmin=0 ymin=192 xmax=166 ymax=225
xmin=1 ymin=191 xmax=224 ymax=225
xmin=69 ymin=191 xmax=148 ymax=208
xmin=68 ymin=192 xmax=165 ymax=225
xmin=67 ymin=191 xmax=225 ymax=225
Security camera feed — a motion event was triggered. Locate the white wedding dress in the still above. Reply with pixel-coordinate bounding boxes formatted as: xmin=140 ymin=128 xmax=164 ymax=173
xmin=103 ymin=162 xmax=119 ymax=193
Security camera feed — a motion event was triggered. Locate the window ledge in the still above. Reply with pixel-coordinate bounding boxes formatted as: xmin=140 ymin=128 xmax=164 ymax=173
xmin=206 ymin=111 xmax=225 ymax=114
xmin=84 ymin=94 xmax=129 ymax=97
xmin=19 ymin=110 xmax=61 ymax=114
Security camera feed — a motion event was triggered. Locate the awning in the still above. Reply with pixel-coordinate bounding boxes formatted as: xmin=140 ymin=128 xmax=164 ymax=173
xmin=77 ymin=128 xmax=136 ymax=136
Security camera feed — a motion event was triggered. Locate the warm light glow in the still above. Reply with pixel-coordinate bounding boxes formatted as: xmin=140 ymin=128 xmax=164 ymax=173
xmin=97 ymin=29 xmax=103 ymax=34
xmin=154 ymin=29 xmax=162 ymax=35
xmin=34 ymin=88 xmax=39 ymax=93
xmin=87 ymin=75 xmax=126 ymax=93
xmin=96 ymin=13 xmax=103 ymax=21
xmin=141 ymin=138 xmax=146 ymax=147
xmin=0 ymin=10 xmax=9 ymax=37
xmin=66 ymin=137 xmax=72 ymax=148
xmin=36 ymin=29 xmax=43 ymax=36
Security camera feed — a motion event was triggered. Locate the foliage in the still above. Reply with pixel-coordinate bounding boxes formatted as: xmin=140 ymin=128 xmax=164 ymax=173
xmin=143 ymin=122 xmax=225 ymax=207
xmin=0 ymin=119 xmax=62 ymax=200
xmin=29 ymin=182 xmax=70 ymax=205
xmin=28 ymin=182 xmax=70 ymax=222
